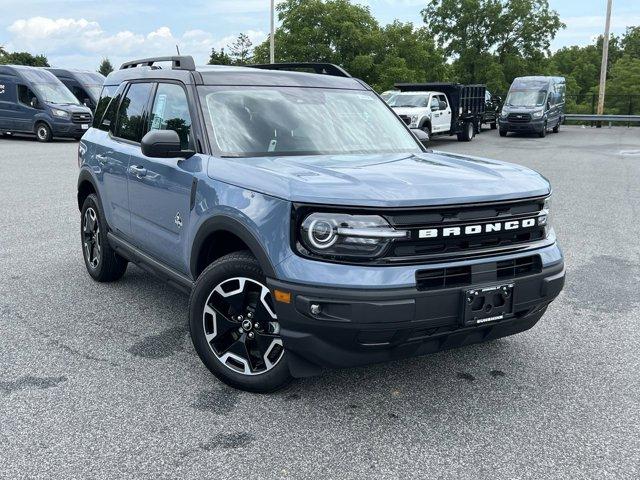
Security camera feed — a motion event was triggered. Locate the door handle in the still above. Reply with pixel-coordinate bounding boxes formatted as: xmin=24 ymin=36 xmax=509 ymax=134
xmin=129 ymin=165 xmax=147 ymax=177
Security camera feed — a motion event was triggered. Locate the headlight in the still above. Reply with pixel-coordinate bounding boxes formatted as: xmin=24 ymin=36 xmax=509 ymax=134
xmin=538 ymin=196 xmax=552 ymax=232
xmin=409 ymin=114 xmax=419 ymax=127
xmin=52 ymin=109 xmax=70 ymax=119
xmin=299 ymin=213 xmax=408 ymax=259
xmin=532 ymin=110 xmax=544 ymax=118
xmin=500 ymin=108 xmax=507 ymax=118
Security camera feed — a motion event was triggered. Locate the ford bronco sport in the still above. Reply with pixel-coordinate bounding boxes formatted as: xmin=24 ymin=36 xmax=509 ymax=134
xmin=77 ymin=56 xmax=565 ymax=392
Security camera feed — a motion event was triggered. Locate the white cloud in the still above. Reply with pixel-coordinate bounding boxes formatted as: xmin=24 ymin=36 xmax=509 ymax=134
xmin=5 ymin=16 xmax=265 ymax=69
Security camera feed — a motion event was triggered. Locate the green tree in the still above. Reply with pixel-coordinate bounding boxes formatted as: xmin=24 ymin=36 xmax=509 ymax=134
xmin=251 ymin=0 xmax=448 ymax=91
xmin=605 ymin=55 xmax=640 ymax=114
xmin=422 ymin=0 xmax=563 ymax=84
xmin=621 ymin=26 xmax=640 ymax=58
xmin=98 ymin=58 xmax=114 ymax=76
xmin=0 ymin=51 xmax=49 ymax=66
xmin=228 ymin=33 xmax=254 ymax=65
xmin=208 ymin=47 xmax=232 ymax=65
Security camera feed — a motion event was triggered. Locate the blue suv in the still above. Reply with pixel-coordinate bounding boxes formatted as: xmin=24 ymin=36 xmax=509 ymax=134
xmin=77 ymin=56 xmax=565 ymax=392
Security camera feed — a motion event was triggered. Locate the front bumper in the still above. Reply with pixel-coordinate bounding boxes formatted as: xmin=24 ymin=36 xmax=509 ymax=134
xmin=269 ymin=259 xmax=565 ymax=377
xmin=52 ymin=120 xmax=90 ymax=137
xmin=499 ymin=117 xmax=545 ymax=133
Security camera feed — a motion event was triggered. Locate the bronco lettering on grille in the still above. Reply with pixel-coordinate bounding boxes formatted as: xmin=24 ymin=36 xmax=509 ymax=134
xmin=418 ymin=218 xmax=537 ymax=239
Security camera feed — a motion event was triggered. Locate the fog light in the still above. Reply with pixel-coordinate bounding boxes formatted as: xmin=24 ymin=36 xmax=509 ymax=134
xmin=310 ymin=304 xmax=321 ymax=315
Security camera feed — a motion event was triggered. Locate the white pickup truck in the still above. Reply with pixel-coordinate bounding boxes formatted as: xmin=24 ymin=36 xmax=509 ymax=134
xmin=387 ymin=83 xmax=486 ymax=143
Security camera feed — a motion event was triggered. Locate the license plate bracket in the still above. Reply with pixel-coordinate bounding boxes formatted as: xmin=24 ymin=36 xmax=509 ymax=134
xmin=462 ymin=283 xmax=514 ymax=326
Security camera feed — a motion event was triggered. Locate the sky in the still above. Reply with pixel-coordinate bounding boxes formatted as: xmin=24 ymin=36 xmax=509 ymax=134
xmin=0 ymin=0 xmax=638 ymax=71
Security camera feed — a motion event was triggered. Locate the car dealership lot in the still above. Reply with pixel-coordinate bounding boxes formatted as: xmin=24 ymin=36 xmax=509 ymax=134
xmin=1 ymin=127 xmax=639 ymax=479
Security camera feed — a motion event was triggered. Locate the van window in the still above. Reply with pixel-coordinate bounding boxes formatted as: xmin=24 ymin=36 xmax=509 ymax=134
xmin=115 ymin=83 xmax=152 ymax=142
xmin=94 ymin=85 xmax=118 ymax=130
xmin=437 ymin=94 xmax=448 ymax=109
xmin=149 ymin=83 xmax=193 ymax=150
xmin=17 ymin=85 xmax=37 ymax=106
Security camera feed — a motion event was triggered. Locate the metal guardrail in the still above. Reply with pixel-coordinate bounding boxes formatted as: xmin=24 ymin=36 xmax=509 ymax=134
xmin=564 ymin=114 xmax=640 ymax=123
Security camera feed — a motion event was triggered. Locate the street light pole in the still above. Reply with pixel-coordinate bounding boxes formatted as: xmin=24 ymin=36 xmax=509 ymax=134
xmin=270 ymin=0 xmax=275 ymax=64
xmin=597 ymin=0 xmax=613 ymax=116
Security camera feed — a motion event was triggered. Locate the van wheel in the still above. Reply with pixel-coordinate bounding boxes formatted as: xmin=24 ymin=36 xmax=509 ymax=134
xmin=35 ymin=123 xmax=52 ymax=142
xmin=189 ymin=252 xmax=292 ymax=393
xmin=80 ymin=194 xmax=128 ymax=282
xmin=538 ymin=122 xmax=547 ymax=138
xmin=552 ymin=121 xmax=560 ymax=133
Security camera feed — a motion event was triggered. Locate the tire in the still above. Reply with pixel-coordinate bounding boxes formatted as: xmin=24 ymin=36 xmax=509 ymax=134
xmin=457 ymin=122 xmax=474 ymax=142
xmin=538 ymin=122 xmax=547 ymax=138
xmin=35 ymin=123 xmax=52 ymax=142
xmin=80 ymin=194 xmax=128 ymax=282
xmin=189 ymin=251 xmax=292 ymax=393
xmin=499 ymin=129 xmax=507 ymax=137
xmin=552 ymin=121 xmax=560 ymax=133
xmin=490 ymin=122 xmax=497 ymax=130
xmin=421 ymin=124 xmax=431 ymax=143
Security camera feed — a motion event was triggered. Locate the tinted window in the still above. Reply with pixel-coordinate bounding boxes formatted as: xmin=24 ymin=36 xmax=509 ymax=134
xmin=94 ymin=85 xmax=119 ymax=130
xmin=17 ymin=85 xmax=37 ymax=105
xmin=149 ymin=83 xmax=193 ymax=150
xmin=430 ymin=96 xmax=439 ymax=109
xmin=115 ymin=83 xmax=152 ymax=142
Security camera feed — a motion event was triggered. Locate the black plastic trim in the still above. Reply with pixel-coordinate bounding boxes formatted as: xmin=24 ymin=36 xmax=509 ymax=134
xmin=107 ymin=233 xmax=193 ymax=293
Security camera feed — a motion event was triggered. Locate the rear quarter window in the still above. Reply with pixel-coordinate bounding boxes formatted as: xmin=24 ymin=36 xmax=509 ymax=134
xmin=93 ymin=85 xmax=118 ymax=129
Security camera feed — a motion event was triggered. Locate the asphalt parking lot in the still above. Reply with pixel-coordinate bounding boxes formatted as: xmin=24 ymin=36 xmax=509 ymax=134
xmin=1 ymin=126 xmax=639 ymax=479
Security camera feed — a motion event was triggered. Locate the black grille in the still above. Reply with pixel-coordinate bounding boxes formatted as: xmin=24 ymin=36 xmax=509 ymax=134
xmin=416 ymin=255 xmax=541 ymax=291
xmin=398 ymin=114 xmax=411 ymax=125
xmin=507 ymin=113 xmax=531 ymax=123
xmin=382 ymin=197 xmax=548 ymax=262
xmin=72 ymin=112 xmax=92 ymax=124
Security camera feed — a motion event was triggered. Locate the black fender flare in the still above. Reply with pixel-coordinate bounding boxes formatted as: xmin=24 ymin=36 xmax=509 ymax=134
xmin=190 ymin=215 xmax=277 ymax=280
xmin=76 ymin=168 xmax=100 ymax=210
xmin=418 ymin=118 xmax=431 ymax=132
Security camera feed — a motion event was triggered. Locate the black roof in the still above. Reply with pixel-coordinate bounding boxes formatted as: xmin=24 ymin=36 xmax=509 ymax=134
xmin=105 ymin=56 xmax=366 ymax=90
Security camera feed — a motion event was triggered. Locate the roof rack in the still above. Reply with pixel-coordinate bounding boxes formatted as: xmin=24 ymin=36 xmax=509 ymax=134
xmin=249 ymin=62 xmax=351 ymax=78
xmin=119 ymin=56 xmax=195 ymax=71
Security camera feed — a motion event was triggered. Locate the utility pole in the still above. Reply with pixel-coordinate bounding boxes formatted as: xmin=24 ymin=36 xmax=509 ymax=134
xmin=270 ymin=0 xmax=275 ymax=64
xmin=597 ymin=0 xmax=613 ymax=116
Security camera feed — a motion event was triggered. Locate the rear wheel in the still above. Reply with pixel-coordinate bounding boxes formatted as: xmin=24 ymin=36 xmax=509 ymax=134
xmin=35 ymin=123 xmax=52 ymax=142
xmin=457 ymin=122 xmax=475 ymax=142
xmin=189 ymin=252 xmax=291 ymax=393
xmin=80 ymin=194 xmax=128 ymax=282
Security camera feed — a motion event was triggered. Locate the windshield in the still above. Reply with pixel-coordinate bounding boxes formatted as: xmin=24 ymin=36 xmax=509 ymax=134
xmin=32 ymin=83 xmax=80 ymax=105
xmin=505 ymin=90 xmax=547 ymax=107
xmin=199 ymin=86 xmax=421 ymax=157
xmin=387 ymin=93 xmax=429 ymax=108
xmin=83 ymin=85 xmax=102 ymax=102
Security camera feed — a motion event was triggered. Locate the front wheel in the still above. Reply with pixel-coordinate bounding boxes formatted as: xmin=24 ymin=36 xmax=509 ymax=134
xmin=35 ymin=123 xmax=52 ymax=142
xmin=539 ymin=122 xmax=547 ymax=138
xmin=499 ymin=129 xmax=508 ymax=137
xmin=189 ymin=252 xmax=292 ymax=393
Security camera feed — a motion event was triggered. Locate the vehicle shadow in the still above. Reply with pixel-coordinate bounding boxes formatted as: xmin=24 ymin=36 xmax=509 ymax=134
xmin=0 ymin=133 xmax=77 ymax=143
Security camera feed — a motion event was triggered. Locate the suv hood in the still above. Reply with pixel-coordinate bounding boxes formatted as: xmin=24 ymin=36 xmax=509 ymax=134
xmin=208 ymin=151 xmax=550 ymax=207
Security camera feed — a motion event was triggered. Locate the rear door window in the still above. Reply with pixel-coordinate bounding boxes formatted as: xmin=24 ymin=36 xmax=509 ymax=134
xmin=148 ymin=83 xmax=194 ymax=150
xmin=115 ymin=82 xmax=153 ymax=142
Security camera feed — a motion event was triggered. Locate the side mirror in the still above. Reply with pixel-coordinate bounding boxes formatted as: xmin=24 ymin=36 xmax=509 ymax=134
xmin=141 ymin=130 xmax=194 ymax=159
xmin=83 ymin=98 xmax=91 ymax=107
xmin=30 ymin=97 xmax=39 ymax=108
xmin=439 ymin=100 xmax=447 ymax=110
xmin=430 ymin=105 xmax=439 ymax=112
xmin=411 ymin=128 xmax=429 ymax=145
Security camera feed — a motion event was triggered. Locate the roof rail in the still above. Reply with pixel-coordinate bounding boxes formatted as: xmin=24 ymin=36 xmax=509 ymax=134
xmin=119 ymin=56 xmax=195 ymax=71
xmin=249 ymin=62 xmax=351 ymax=78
